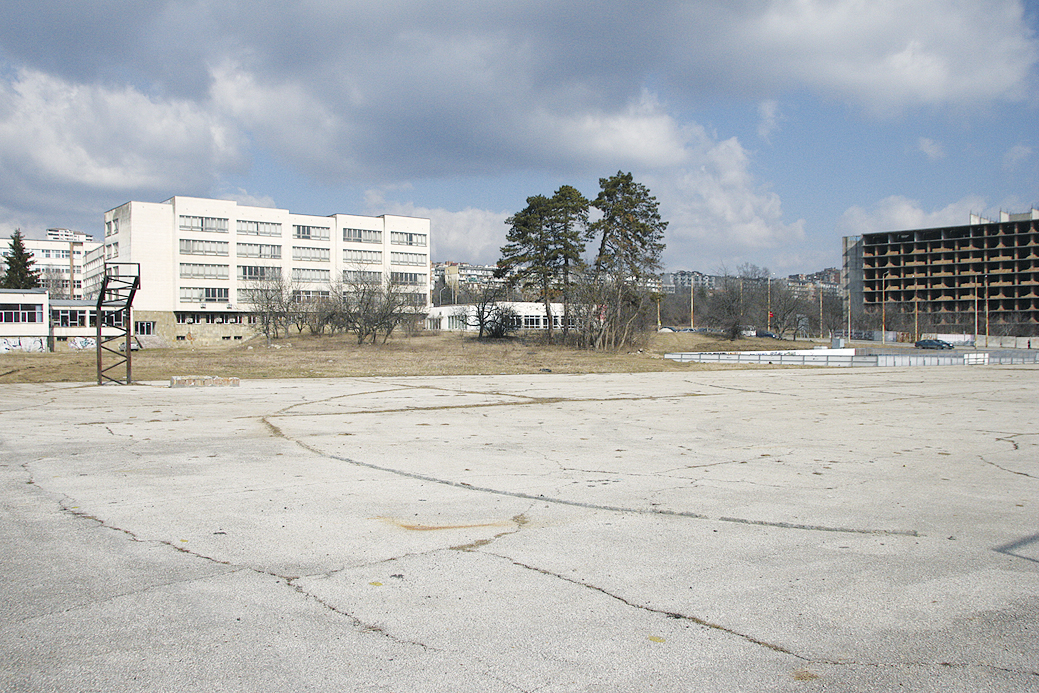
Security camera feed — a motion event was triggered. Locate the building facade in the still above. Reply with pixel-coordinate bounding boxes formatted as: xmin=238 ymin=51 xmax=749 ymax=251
xmin=92 ymin=197 xmax=431 ymax=345
xmin=432 ymin=262 xmax=502 ymax=304
xmin=843 ymin=209 xmax=1039 ymax=336
xmin=1 ymin=229 xmax=101 ymax=299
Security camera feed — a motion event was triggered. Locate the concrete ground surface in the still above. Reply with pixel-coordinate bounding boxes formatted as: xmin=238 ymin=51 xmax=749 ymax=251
xmin=1 ymin=366 xmax=1037 ymax=692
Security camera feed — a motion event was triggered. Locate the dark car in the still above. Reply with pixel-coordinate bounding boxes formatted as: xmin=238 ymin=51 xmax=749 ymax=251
xmin=914 ymin=339 xmax=954 ymax=350
xmin=755 ymin=330 xmax=780 ymax=339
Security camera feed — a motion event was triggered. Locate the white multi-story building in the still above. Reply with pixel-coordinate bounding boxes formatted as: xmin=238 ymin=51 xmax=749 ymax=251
xmin=1 ymin=229 xmax=101 ymax=299
xmin=91 ymin=196 xmax=431 ymax=345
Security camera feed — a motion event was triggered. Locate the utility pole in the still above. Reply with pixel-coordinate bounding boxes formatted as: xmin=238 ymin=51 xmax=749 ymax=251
xmin=767 ymin=276 xmax=771 ymax=332
xmin=690 ymin=284 xmax=695 ymax=329
xmin=818 ymin=288 xmax=823 ymax=339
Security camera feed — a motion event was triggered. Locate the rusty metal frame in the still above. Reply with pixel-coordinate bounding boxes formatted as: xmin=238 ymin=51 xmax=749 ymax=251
xmin=95 ymin=263 xmax=141 ymax=385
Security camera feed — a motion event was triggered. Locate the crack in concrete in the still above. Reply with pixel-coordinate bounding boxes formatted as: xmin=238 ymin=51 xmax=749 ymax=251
xmin=13 ymin=460 xmax=436 ymax=652
xmin=264 ymin=417 xmax=919 ymax=537
xmin=263 ymin=388 xmax=708 ymax=420
xmin=272 ymin=386 xmax=418 ymax=416
xmin=14 ymin=568 xmax=252 ymax=624
xmin=449 ymin=513 xmax=530 ymax=551
xmin=979 ymin=455 xmax=1038 ymax=479
xmin=486 ymin=552 xmax=806 ymax=659
xmin=480 ymin=551 xmax=1039 ymax=678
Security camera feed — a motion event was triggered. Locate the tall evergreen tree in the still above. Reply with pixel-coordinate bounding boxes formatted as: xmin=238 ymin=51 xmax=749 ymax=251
xmin=498 ymin=194 xmax=556 ymax=339
xmin=2 ymin=230 xmax=42 ymax=290
xmin=581 ymin=172 xmax=668 ymax=349
xmin=587 ymin=171 xmax=667 ymax=280
xmin=498 ymin=187 xmax=589 ymax=342
xmin=547 ymin=185 xmax=589 ymax=338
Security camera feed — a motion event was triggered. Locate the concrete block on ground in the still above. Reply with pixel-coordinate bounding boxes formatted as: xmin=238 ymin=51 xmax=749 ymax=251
xmin=169 ymin=375 xmax=241 ymax=388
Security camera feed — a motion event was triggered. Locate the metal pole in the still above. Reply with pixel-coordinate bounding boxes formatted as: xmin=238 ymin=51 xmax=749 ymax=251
xmin=818 ymin=288 xmax=823 ymax=339
xmin=914 ymin=295 xmax=919 ymax=342
xmin=690 ymin=283 xmax=695 ymax=329
xmin=881 ymin=275 xmax=886 ymax=345
xmin=974 ymin=272 xmax=979 ymax=347
xmin=125 ymin=306 xmax=132 ymax=383
xmin=95 ymin=296 xmax=102 ymax=385
xmin=767 ymin=277 xmax=771 ymax=332
xmin=984 ymin=274 xmax=989 ymax=347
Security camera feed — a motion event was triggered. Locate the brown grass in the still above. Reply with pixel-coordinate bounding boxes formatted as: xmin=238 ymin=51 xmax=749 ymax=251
xmin=0 ymin=330 xmax=824 ymax=384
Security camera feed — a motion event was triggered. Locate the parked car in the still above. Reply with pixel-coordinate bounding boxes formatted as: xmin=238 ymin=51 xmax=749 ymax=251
xmin=755 ymin=330 xmax=780 ymax=339
xmin=117 ymin=340 xmax=141 ymax=352
xmin=914 ymin=339 xmax=954 ymax=350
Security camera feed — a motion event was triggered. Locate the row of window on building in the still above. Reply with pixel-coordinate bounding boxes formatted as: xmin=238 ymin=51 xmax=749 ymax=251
xmin=151 ymin=216 xmax=428 ymax=247
xmin=1 ymin=303 xmax=127 ymax=328
xmin=177 ymin=240 xmax=427 ymax=266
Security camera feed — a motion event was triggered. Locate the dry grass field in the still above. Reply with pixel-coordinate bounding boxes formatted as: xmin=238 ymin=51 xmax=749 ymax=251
xmin=0 ymin=330 xmax=823 ymax=384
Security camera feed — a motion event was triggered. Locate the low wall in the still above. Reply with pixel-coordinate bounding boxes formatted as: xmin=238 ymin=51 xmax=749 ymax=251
xmin=665 ymin=349 xmax=1039 ymax=367
xmin=0 ymin=337 xmax=45 ymax=353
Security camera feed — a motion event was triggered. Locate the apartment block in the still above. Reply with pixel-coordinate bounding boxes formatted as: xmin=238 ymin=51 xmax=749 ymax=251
xmin=1 ymin=229 xmax=100 ymax=299
xmin=92 ymin=196 xmax=431 ymax=345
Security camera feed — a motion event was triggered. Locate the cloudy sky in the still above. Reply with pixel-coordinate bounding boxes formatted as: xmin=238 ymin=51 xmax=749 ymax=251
xmin=2 ymin=0 xmax=1037 ymax=274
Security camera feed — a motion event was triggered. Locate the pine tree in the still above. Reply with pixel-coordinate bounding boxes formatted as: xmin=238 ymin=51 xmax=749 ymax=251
xmin=2 ymin=229 xmax=42 ymax=290
xmin=587 ymin=171 xmax=667 ymax=280
xmin=498 ymin=194 xmax=556 ymax=339
xmin=497 ymin=188 xmax=589 ymax=342
xmin=583 ymin=172 xmax=668 ymax=348
xmin=547 ymin=185 xmax=589 ymax=338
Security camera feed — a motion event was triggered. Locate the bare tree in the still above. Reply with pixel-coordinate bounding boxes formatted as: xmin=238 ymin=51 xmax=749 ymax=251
xmin=767 ymin=282 xmax=804 ymax=338
xmin=456 ymin=281 xmax=517 ymax=339
xmin=243 ymin=270 xmax=294 ymax=344
xmin=340 ymin=269 xmax=416 ymax=344
xmin=40 ymin=266 xmax=71 ymax=299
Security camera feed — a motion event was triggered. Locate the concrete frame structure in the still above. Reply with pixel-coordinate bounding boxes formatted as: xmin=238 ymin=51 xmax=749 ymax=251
xmin=93 ymin=197 xmax=431 ymax=345
xmin=844 ymin=209 xmax=1039 ymax=336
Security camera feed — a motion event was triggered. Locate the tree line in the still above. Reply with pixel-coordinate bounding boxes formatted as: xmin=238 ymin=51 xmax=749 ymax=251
xmin=245 ymin=272 xmax=422 ymax=345
xmin=658 ymin=263 xmax=845 ymax=340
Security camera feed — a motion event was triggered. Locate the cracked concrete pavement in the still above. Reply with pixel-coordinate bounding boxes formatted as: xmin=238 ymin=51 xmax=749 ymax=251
xmin=1 ymin=366 xmax=1037 ymax=692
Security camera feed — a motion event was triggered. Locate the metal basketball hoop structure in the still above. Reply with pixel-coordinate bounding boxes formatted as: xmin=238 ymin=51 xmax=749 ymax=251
xmin=96 ymin=263 xmax=141 ymax=385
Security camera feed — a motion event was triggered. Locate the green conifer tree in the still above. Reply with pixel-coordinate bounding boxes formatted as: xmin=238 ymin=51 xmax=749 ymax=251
xmin=2 ymin=230 xmax=42 ymax=290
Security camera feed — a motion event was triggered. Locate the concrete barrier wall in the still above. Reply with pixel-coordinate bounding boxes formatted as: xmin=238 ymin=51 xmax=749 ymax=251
xmin=665 ymin=350 xmax=1039 ymax=367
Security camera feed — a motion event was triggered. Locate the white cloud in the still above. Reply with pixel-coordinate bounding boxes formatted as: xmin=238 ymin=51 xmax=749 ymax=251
xmin=917 ymin=137 xmax=945 ymax=160
xmin=836 ymin=195 xmax=987 ymax=235
xmin=757 ymin=100 xmax=781 ymax=142
xmin=363 ymin=189 xmax=508 ymax=265
xmin=0 ymin=67 xmax=242 ymax=192
xmin=217 ymin=188 xmax=278 ymax=209
xmin=208 ymin=62 xmax=345 ymax=175
xmin=734 ymin=0 xmax=1037 ymax=111
xmin=1003 ymin=143 xmax=1033 ymax=169
xmin=646 ymin=130 xmax=806 ymax=270
xmin=533 ymin=91 xmax=692 ymax=169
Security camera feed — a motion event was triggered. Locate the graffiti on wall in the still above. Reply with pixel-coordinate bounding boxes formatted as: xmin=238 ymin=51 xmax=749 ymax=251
xmin=0 ymin=337 xmax=45 ymax=353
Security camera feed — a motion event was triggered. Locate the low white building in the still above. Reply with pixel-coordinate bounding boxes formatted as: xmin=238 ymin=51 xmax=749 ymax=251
xmin=0 ymin=289 xmax=48 ymax=352
xmin=427 ymin=302 xmax=567 ymax=331
xmin=90 ymin=196 xmax=431 ymax=345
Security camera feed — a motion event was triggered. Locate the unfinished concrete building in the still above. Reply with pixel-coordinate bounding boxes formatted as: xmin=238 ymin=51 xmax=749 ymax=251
xmin=844 ymin=209 xmax=1039 ymax=337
